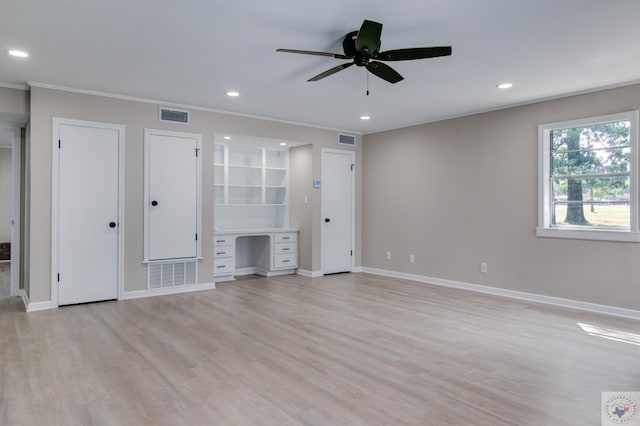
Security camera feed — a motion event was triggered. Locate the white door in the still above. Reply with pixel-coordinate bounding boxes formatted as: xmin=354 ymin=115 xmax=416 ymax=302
xmin=321 ymin=149 xmax=354 ymax=274
xmin=57 ymin=123 xmax=120 ymax=305
xmin=146 ymin=130 xmax=200 ymax=260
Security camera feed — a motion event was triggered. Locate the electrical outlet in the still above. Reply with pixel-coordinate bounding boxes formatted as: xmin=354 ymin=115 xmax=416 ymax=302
xmin=409 ymin=254 xmax=415 ymax=264
xmin=386 ymin=251 xmax=391 ymax=260
xmin=480 ymin=262 xmax=488 ymax=273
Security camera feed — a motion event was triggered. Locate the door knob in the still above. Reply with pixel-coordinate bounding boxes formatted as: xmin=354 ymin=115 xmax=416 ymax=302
xmin=151 ymin=200 xmax=158 ymax=206
xmin=324 ymin=218 xmax=331 ymax=223
xmin=109 ymin=222 xmax=117 ymax=228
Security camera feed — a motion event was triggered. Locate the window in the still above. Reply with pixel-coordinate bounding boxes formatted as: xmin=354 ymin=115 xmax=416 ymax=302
xmin=537 ymin=111 xmax=639 ymax=242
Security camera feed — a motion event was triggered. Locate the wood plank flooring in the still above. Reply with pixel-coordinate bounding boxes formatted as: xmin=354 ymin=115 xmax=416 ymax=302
xmin=1 ymin=272 xmax=639 ymax=425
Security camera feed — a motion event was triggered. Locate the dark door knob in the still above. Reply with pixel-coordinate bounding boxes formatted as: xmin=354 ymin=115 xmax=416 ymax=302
xmin=109 ymin=222 xmax=117 ymax=228
xmin=151 ymin=200 xmax=158 ymax=206
xmin=324 ymin=218 xmax=331 ymax=223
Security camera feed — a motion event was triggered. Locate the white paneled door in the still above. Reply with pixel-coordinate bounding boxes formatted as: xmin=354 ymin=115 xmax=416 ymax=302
xmin=145 ymin=130 xmax=201 ymax=261
xmin=56 ymin=122 xmax=121 ymax=305
xmin=321 ymin=149 xmax=354 ymax=274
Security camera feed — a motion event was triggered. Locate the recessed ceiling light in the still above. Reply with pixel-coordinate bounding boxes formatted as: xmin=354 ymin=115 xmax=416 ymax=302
xmin=497 ymin=82 xmax=513 ymax=89
xmin=8 ymin=49 xmax=29 ymax=58
xmin=280 ymin=142 xmax=287 ymax=146
xmin=360 ymin=115 xmax=371 ymax=120
xmin=226 ymin=91 xmax=240 ymax=97
xmin=223 ymin=136 xmax=231 ymax=140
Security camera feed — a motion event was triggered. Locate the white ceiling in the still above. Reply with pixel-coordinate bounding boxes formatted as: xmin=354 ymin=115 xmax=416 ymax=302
xmin=2 ymin=0 xmax=640 ymax=134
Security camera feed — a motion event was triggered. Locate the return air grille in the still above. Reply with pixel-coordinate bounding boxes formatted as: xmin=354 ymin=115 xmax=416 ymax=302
xmin=148 ymin=260 xmax=197 ymax=289
xmin=159 ymin=107 xmax=190 ymax=124
xmin=338 ymin=133 xmax=356 ymax=146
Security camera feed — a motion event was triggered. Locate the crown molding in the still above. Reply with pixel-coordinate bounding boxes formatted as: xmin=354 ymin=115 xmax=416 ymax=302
xmin=0 ymin=82 xmax=29 ymax=91
xmin=27 ymin=82 xmax=363 ymax=135
xmin=367 ymin=78 xmax=640 ymax=135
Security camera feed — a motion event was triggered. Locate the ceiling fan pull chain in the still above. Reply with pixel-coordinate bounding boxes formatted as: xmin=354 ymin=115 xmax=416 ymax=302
xmin=366 ymin=70 xmax=370 ymax=96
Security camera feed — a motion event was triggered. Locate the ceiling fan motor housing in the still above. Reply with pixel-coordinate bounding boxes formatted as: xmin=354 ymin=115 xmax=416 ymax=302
xmin=343 ymin=30 xmax=381 ymax=66
xmin=342 ymin=31 xmax=358 ymax=58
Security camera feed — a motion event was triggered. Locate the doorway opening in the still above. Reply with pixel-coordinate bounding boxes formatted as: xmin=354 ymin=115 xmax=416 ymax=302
xmin=0 ymin=125 xmax=21 ymax=299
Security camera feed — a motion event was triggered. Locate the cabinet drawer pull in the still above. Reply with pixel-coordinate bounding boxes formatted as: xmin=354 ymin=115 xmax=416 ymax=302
xmin=282 ymin=259 xmax=290 ymax=263
xmin=282 ymin=237 xmax=290 ymax=240
xmin=216 ymin=239 xmax=225 ymax=243
xmin=216 ymin=265 xmax=226 ymax=269
xmin=282 ymin=248 xmax=289 ymax=251
xmin=216 ymin=251 xmax=226 ymax=255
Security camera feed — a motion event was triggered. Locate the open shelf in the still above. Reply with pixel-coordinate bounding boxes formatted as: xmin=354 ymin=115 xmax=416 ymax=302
xmin=266 ymin=149 xmax=286 ymax=169
xmin=214 ymin=143 xmax=289 ymax=229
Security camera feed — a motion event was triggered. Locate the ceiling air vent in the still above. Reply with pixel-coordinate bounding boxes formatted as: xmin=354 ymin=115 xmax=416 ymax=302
xmin=159 ymin=107 xmax=190 ymax=125
xmin=338 ymin=133 xmax=356 ymax=146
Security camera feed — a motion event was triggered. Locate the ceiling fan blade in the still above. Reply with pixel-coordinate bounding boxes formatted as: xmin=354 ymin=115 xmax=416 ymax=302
xmin=277 ymin=48 xmax=350 ymax=60
xmin=308 ymin=62 xmax=354 ymax=82
xmin=366 ymin=61 xmax=404 ymax=84
xmin=376 ymin=46 xmax=452 ymax=61
xmin=355 ymin=20 xmax=382 ymax=53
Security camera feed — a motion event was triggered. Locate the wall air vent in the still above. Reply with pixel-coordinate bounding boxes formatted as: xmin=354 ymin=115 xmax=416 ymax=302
xmin=338 ymin=133 xmax=356 ymax=146
xmin=159 ymin=107 xmax=190 ymax=125
xmin=148 ymin=260 xmax=197 ymax=289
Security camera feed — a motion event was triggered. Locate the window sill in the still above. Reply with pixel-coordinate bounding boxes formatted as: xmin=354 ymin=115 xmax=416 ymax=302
xmin=536 ymin=227 xmax=640 ymax=243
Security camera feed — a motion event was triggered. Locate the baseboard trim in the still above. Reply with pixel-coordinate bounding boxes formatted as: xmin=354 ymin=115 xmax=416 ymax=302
xmin=360 ymin=267 xmax=640 ymax=321
xmin=19 ymin=282 xmax=217 ymax=311
xmin=352 ymin=266 xmax=363 ymax=273
xmin=297 ymin=269 xmax=323 ymax=278
xmin=21 ymin=290 xmax=56 ymax=312
xmin=214 ymin=276 xmax=235 ymax=282
xmin=234 ymin=266 xmax=257 ymax=276
xmin=256 ymin=269 xmax=298 ymax=277
xmin=123 ymin=282 xmax=215 ymax=300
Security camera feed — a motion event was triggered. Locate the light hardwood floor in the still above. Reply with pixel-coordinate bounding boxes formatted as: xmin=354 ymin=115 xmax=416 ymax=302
xmin=1 ymin=273 xmax=639 ymax=425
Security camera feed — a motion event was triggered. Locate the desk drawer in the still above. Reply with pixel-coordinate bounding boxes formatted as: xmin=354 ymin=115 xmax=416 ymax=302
xmin=214 ymin=247 xmax=234 ymax=258
xmin=214 ymin=236 xmax=234 ymax=246
xmin=214 ymin=257 xmax=234 ymax=275
xmin=273 ymin=253 xmax=297 ymax=269
xmin=274 ymin=233 xmax=297 ymax=243
xmin=273 ymin=243 xmax=296 ymax=254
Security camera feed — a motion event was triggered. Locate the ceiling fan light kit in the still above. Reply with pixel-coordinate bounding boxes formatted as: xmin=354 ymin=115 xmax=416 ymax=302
xmin=277 ymin=19 xmax=452 ymax=84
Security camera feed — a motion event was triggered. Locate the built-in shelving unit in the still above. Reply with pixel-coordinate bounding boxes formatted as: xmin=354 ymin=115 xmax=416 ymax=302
xmin=214 ymin=143 xmax=289 ymax=229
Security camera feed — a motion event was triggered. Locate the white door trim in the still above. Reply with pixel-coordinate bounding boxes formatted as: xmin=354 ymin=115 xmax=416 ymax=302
xmin=51 ymin=118 xmax=125 ymax=308
xmin=143 ymin=128 xmax=202 ymax=262
xmin=320 ymin=147 xmax=355 ymax=274
xmin=10 ymin=127 xmax=20 ymax=296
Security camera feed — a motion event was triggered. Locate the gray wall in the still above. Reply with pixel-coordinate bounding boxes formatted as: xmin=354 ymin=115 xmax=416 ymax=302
xmin=27 ymin=86 xmax=360 ymax=303
xmin=289 ymin=144 xmax=313 ymax=271
xmin=362 ymin=83 xmax=640 ymax=311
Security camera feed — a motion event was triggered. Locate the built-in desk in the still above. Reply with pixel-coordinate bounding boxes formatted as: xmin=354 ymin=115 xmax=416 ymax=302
xmin=214 ymin=228 xmax=298 ymax=281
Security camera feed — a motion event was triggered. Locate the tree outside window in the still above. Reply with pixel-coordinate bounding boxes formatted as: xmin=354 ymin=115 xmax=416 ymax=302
xmin=538 ymin=111 xmax=639 ymax=242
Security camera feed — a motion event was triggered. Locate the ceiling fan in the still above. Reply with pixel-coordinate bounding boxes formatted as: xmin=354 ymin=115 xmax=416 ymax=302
xmin=277 ymin=19 xmax=452 ymax=84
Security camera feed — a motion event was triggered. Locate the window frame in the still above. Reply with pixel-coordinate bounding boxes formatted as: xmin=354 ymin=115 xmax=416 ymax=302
xmin=537 ymin=110 xmax=640 ymax=242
